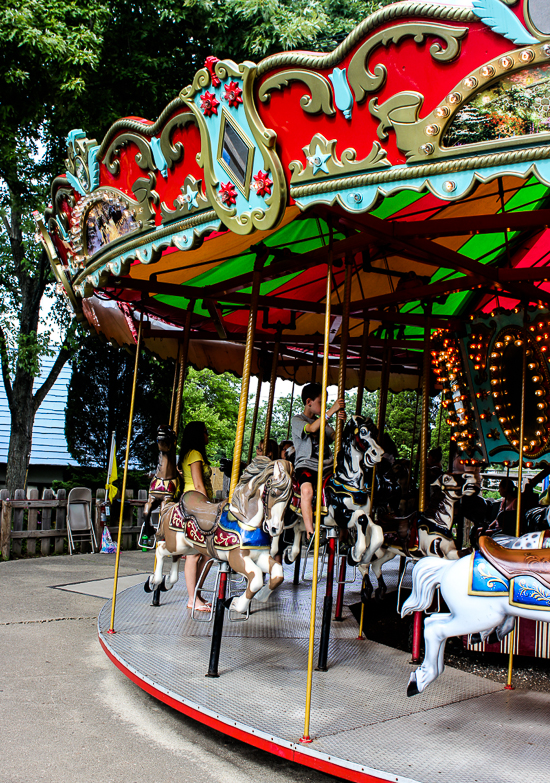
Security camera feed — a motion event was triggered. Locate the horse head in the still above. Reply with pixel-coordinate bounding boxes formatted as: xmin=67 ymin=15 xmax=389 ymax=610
xmin=434 ymin=472 xmax=479 ymax=501
xmin=231 ymin=457 xmax=294 ymax=537
xmin=156 ymin=424 xmax=177 ymax=454
xmin=344 ymin=415 xmax=385 ymax=467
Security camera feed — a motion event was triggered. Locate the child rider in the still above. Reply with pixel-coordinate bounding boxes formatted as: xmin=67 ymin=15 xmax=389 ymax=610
xmin=291 ymin=382 xmax=346 ymax=538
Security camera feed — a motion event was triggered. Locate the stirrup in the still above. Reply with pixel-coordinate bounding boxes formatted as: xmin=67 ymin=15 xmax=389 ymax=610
xmin=138 ymin=523 xmax=157 ymax=550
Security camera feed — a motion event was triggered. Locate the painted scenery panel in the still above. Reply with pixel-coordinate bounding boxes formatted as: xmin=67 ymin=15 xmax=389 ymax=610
xmin=443 ymin=65 xmax=550 ymax=148
xmin=86 ymin=197 xmax=139 ymax=256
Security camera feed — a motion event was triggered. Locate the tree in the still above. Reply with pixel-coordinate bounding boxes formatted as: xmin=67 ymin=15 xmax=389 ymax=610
xmin=179 ymin=367 xmax=241 ymax=462
xmin=0 ymin=0 xmax=393 ymax=493
xmin=65 ymin=337 xmax=173 ymax=469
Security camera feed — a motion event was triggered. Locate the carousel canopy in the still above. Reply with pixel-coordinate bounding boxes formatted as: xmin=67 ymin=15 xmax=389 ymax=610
xmin=37 ymin=0 xmax=550 ymax=395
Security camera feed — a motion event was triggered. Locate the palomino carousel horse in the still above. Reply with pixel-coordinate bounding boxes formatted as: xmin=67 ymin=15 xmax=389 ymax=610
xmin=272 ymin=416 xmax=385 ymax=567
xmin=139 ymin=424 xmax=180 ymax=546
xmin=362 ymin=473 xmax=478 ymax=598
xmin=144 ymin=457 xmax=293 ymax=614
xmin=402 ymin=534 xmax=550 ymax=696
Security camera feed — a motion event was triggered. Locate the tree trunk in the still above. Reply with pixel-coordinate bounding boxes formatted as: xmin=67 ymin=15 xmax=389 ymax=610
xmin=5 ymin=370 xmax=35 ymax=495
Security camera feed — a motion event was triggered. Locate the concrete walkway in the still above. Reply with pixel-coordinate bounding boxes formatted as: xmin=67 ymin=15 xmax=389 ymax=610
xmin=0 ymin=552 xmax=340 ymax=783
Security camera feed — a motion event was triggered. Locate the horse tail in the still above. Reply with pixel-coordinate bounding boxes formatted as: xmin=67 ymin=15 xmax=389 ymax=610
xmin=401 ymin=558 xmax=450 ymax=617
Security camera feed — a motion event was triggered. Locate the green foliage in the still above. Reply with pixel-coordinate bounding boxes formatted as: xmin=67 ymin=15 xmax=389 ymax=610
xmin=178 ymin=367 xmax=241 ymax=463
xmin=52 ymin=466 xmax=150 ymax=495
xmin=65 ymin=337 xmax=173 ymax=469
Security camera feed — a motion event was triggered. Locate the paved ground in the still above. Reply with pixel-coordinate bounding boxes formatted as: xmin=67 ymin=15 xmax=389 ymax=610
xmin=0 ymin=552 xmax=341 ymax=783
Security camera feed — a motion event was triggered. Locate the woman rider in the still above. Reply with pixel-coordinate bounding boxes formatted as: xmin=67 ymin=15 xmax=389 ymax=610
xmin=178 ymin=421 xmax=214 ymax=611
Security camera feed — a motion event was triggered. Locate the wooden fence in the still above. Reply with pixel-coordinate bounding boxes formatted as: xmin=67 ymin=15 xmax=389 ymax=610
xmin=0 ymin=488 xmax=148 ymax=560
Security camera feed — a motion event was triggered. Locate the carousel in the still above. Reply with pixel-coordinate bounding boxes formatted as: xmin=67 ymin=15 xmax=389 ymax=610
xmin=37 ymin=1 xmax=550 ymax=781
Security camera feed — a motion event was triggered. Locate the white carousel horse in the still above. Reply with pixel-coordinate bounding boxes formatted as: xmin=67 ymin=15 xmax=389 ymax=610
xmin=361 ymin=473 xmax=478 ymax=598
xmin=145 ymin=458 xmax=293 ymax=614
xmin=272 ymin=416 xmax=385 ymax=567
xmin=402 ymin=534 xmax=550 ymax=696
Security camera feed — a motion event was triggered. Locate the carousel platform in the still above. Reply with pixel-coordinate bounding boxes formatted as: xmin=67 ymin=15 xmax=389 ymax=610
xmin=99 ymin=561 xmax=550 ymax=783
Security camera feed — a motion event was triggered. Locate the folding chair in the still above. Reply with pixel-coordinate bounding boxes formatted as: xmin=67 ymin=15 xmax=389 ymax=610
xmin=67 ymin=488 xmax=97 ymax=554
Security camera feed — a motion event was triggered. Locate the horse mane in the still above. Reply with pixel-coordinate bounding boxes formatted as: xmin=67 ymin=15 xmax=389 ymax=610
xmin=425 ymin=481 xmax=453 ymax=528
xmin=231 ymin=457 xmax=293 ymax=519
xmin=231 ymin=458 xmax=273 ymax=518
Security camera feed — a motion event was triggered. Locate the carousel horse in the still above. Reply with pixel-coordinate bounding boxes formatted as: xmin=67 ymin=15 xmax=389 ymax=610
xmin=361 ymin=473 xmax=478 ymax=599
xmin=139 ymin=424 xmax=180 ymax=546
xmin=402 ymin=534 xmax=550 ymax=696
xmin=272 ymin=416 xmax=385 ymax=567
xmin=144 ymin=457 xmax=293 ymax=614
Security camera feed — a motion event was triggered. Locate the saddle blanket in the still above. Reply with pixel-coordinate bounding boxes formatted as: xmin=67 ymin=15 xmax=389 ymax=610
xmin=468 ymin=551 xmax=550 ymax=610
xmin=169 ymin=507 xmax=271 ymax=550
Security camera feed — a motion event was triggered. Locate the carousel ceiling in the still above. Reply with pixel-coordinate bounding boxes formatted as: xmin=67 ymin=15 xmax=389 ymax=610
xmin=36 ymin=0 xmax=550 ymax=391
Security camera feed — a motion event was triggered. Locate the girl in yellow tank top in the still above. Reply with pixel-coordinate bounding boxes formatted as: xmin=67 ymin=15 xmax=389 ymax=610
xmin=177 ymin=421 xmax=213 ymax=611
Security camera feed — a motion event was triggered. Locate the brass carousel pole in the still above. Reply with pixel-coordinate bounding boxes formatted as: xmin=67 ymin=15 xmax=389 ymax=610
xmin=411 ymin=312 xmax=432 ymax=664
xmin=229 ymin=267 xmax=262 ymax=498
xmin=246 ymin=373 xmax=263 ymax=464
xmin=262 ymin=334 xmax=281 ymax=455
xmin=172 ymin=302 xmax=194 ymax=436
xmin=359 ymin=339 xmax=391 ymax=639
xmin=207 ymin=266 xmax=262 ymax=679
xmin=318 ymin=257 xmax=352 ymax=669
xmin=301 ymin=254 xmax=333 ymax=744
xmin=169 ymin=354 xmax=180 ymax=428
xmin=355 ymin=318 xmax=370 ymax=416
xmin=108 ymin=310 xmax=144 ymax=633
xmin=505 ymin=326 xmax=528 ymax=689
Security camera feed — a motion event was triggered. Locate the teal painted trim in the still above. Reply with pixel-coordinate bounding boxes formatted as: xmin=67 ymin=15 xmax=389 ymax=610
xmin=66 ymin=128 xmax=86 ymax=152
xmin=472 ymin=0 xmax=538 ymax=45
xmin=150 ymin=137 xmax=169 ymax=179
xmin=293 ymin=159 xmax=550 ymax=213
xmin=65 ymin=171 xmax=86 ymax=197
xmin=328 ymin=67 xmax=354 ymax=120
xmin=87 ymin=145 xmax=100 ymax=190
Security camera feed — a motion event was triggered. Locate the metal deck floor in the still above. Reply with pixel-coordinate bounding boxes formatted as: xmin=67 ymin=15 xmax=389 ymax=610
xmin=99 ymin=561 xmax=550 ymax=783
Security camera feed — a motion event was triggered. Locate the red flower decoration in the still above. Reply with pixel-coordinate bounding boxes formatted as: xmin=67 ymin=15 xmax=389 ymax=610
xmin=200 ymin=91 xmax=219 ymax=117
xmin=224 ymin=81 xmax=243 ymax=108
xmin=219 ymin=182 xmax=237 ymax=206
xmin=205 ymin=56 xmax=221 ymax=87
xmin=253 ymin=170 xmax=273 ymax=198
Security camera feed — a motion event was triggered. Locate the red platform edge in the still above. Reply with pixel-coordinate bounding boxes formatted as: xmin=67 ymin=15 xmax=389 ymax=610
xmin=99 ymin=631 xmax=408 ymax=783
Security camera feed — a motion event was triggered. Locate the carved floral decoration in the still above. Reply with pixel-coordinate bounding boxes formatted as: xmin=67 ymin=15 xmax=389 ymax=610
xmin=201 ymin=91 xmax=220 ymax=117
xmin=224 ymin=81 xmax=243 ymax=108
xmin=219 ymin=181 xmax=237 ymax=205
xmin=252 ymin=170 xmax=273 ymax=197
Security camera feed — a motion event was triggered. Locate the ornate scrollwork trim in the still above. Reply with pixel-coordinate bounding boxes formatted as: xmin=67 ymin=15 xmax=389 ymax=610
xmin=96 ymin=98 xmax=186 ymax=160
xmin=256 ymin=4 xmax=475 ymax=76
xmin=289 ymin=142 xmax=550 ymax=199
xmin=160 ymin=174 xmax=211 ymax=223
xmin=103 ymin=132 xmax=156 ymax=176
xmin=159 ymin=111 xmax=198 ymax=168
xmin=348 ymin=23 xmax=468 ymax=103
xmin=289 ymin=132 xmax=390 ymax=184
xmin=258 ymin=70 xmax=335 ymax=116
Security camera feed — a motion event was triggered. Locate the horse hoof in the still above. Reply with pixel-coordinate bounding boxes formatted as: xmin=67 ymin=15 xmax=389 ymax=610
xmin=374 ymin=587 xmax=385 ymax=601
xmin=144 ymin=577 xmax=153 ymax=593
xmin=152 ymin=587 xmax=161 ymax=607
xmin=283 ymin=548 xmax=294 ymax=565
xmin=407 ymin=677 xmax=420 ymax=698
xmin=470 ymin=632 xmax=482 ymax=645
xmin=159 ymin=576 xmax=168 ymax=592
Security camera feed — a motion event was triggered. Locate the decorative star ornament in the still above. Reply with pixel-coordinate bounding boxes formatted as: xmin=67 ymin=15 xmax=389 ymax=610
xmin=200 ymin=91 xmax=220 ymax=117
xmin=223 ymin=81 xmax=243 ymax=108
xmin=219 ymin=181 xmax=237 ymax=206
xmin=252 ymin=170 xmax=273 ymax=197
xmin=177 ymin=185 xmax=199 ymax=210
xmin=307 ymin=145 xmax=331 ymax=175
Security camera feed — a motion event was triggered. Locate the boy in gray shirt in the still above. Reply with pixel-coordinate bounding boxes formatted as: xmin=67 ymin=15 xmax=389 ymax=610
xmin=291 ymin=382 xmax=346 ymax=537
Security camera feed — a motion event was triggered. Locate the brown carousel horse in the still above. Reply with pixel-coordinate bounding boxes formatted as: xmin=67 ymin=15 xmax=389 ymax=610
xmin=139 ymin=424 xmax=180 ymax=547
xmin=144 ymin=457 xmax=294 ymax=614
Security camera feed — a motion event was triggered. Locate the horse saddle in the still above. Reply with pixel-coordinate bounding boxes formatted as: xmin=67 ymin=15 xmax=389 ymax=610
xmin=480 ymin=535 xmax=550 ymax=592
xmin=181 ymin=491 xmax=227 ymax=534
